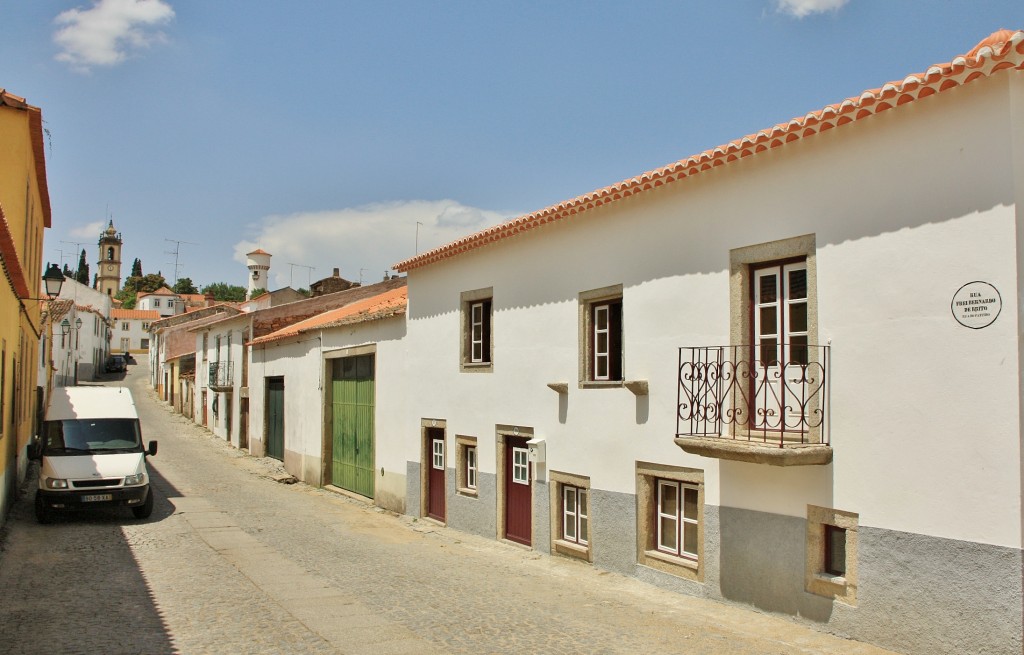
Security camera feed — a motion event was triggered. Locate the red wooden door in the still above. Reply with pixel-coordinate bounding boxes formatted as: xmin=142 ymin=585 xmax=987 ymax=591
xmin=427 ymin=430 xmax=446 ymax=521
xmin=504 ymin=437 xmax=531 ymax=545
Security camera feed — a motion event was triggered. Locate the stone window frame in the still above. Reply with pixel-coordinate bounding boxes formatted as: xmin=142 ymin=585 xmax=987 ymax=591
xmin=729 ymin=234 xmax=817 ymax=360
xmin=636 ymin=461 xmax=704 ymax=582
xmin=455 ymin=435 xmax=478 ymax=498
xmin=729 ymin=234 xmax=821 ymax=442
xmin=549 ymin=470 xmax=592 ymax=563
xmin=578 ymin=284 xmax=624 ymax=388
xmin=806 ymin=505 xmax=858 ymax=605
xmin=460 ymin=287 xmax=493 ymax=373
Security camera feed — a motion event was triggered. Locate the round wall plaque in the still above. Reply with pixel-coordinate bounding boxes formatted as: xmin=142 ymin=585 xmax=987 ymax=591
xmin=951 ymin=281 xmax=1001 ymax=329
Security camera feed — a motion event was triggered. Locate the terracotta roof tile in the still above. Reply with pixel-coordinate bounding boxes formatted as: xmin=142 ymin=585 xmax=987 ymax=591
xmin=0 ymin=208 xmax=30 ymax=299
xmin=112 ymin=309 xmax=161 ymax=320
xmin=251 ymin=287 xmax=407 ymax=346
xmin=393 ymin=29 xmax=1024 ymax=273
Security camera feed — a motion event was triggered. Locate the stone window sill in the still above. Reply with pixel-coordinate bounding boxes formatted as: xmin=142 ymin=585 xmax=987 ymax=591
xmin=554 ymin=539 xmax=591 ymax=562
xmin=456 ymin=486 xmax=478 ymax=498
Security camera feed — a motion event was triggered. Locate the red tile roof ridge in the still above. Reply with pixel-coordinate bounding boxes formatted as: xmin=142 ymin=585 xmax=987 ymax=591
xmin=0 ymin=207 xmax=30 ymax=299
xmin=393 ymin=29 xmax=1024 ymax=273
xmin=250 ymin=287 xmax=408 ymax=346
xmin=112 ymin=308 xmax=161 ymax=319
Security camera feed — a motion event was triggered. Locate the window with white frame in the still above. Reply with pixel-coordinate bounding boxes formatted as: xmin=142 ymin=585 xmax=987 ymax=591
xmin=512 ymin=447 xmax=529 ymax=485
xmin=460 ymin=288 xmax=493 ymax=370
xmin=636 ymin=462 xmax=704 ymax=582
xmin=467 ymin=446 xmax=477 ymax=489
xmin=562 ymin=485 xmax=588 ymax=546
xmin=432 ymin=438 xmax=444 ymax=470
xmin=154 ymin=299 xmax=160 ymax=307
xmin=142 ymin=322 xmax=150 ymax=330
xmin=121 ymin=322 xmax=129 ymax=331
xmin=549 ymin=471 xmax=592 ymax=561
xmin=470 ymin=301 xmax=490 ymax=363
xmin=579 ymin=285 xmax=623 ymax=384
xmin=456 ymin=435 xmax=478 ymax=496
xmin=656 ymin=479 xmax=699 ymax=560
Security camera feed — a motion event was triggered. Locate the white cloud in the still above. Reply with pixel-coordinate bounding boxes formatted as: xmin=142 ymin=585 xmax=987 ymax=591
xmin=776 ymin=0 xmax=849 ymax=18
xmin=53 ymin=0 xmax=175 ymax=72
xmin=69 ymin=220 xmax=105 ymax=239
xmin=234 ymin=200 xmax=508 ymax=290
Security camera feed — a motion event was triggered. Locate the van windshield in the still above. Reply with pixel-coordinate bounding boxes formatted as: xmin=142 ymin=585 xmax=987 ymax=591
xmin=42 ymin=419 xmax=143 ymax=454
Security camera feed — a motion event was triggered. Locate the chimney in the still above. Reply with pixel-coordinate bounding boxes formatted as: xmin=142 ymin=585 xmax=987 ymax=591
xmin=332 ymin=267 xmax=340 ymax=277
xmin=205 ymin=292 xmax=215 ymax=307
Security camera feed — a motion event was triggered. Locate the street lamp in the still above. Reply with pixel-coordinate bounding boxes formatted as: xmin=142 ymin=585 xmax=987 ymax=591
xmin=42 ymin=263 xmax=65 ymax=299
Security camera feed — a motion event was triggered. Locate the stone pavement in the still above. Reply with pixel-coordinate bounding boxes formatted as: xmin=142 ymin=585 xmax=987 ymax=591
xmin=0 ymin=362 xmax=901 ymax=654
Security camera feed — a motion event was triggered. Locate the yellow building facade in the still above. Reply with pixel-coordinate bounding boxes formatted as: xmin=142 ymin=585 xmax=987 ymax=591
xmin=0 ymin=89 xmax=51 ymax=524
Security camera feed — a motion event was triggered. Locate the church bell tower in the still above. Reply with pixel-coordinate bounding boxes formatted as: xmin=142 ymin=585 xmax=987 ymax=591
xmin=96 ymin=219 xmax=123 ymax=296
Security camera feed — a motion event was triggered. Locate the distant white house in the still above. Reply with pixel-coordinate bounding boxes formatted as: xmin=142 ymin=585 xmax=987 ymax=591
xmin=111 ymin=308 xmax=160 ymax=354
xmin=136 ymin=287 xmax=184 ymax=317
xmin=47 ymin=278 xmax=112 ymax=383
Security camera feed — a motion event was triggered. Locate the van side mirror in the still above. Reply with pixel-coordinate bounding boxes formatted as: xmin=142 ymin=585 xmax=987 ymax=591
xmin=147 ymin=441 xmax=158 ymax=457
xmin=28 ymin=440 xmax=41 ymax=461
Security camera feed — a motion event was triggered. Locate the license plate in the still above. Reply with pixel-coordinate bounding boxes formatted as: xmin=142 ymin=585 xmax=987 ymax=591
xmin=81 ymin=494 xmax=113 ymax=502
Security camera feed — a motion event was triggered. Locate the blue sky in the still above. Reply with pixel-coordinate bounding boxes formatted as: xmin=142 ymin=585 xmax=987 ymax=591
xmin=3 ymin=1 xmax=1023 ymax=291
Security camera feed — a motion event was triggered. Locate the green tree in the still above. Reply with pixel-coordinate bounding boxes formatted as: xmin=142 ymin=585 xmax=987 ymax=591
xmin=202 ymin=282 xmax=247 ymax=302
xmin=172 ymin=277 xmax=198 ymax=294
xmin=115 ymin=288 xmax=137 ymax=309
xmin=75 ymin=249 xmax=89 ymax=285
xmin=136 ymin=273 xmax=168 ymax=293
xmin=131 ymin=258 xmax=143 ymax=277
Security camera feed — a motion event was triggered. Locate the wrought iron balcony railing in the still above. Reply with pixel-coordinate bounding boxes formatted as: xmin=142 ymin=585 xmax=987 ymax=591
xmin=677 ymin=345 xmax=830 ymax=447
xmin=208 ymin=361 xmax=234 ymax=388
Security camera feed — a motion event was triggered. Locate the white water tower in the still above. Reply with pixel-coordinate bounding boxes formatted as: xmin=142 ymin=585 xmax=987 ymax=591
xmin=246 ymin=248 xmax=271 ymax=299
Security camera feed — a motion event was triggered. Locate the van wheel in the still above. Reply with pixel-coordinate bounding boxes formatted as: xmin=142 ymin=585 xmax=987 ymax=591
xmin=35 ymin=493 xmax=53 ymax=524
xmin=132 ymin=489 xmax=154 ymax=519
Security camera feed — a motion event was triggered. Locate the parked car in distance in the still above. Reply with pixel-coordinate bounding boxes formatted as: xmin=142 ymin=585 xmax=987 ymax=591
xmin=105 ymin=355 xmax=127 ymax=373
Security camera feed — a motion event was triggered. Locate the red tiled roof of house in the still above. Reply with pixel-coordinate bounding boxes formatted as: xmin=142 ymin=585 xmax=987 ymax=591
xmin=0 ymin=208 xmax=30 ymax=299
xmin=394 ymin=29 xmax=1024 ymax=273
xmin=0 ymin=90 xmax=50 ymax=228
xmin=112 ymin=309 xmax=161 ymax=320
xmin=250 ymin=287 xmax=407 ymax=346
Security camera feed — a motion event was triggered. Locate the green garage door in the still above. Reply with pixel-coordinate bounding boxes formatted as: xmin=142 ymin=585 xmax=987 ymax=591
xmin=331 ymin=355 xmax=375 ymax=498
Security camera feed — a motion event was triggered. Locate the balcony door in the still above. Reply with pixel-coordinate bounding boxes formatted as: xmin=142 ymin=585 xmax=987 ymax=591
xmin=751 ymin=261 xmax=808 ymax=433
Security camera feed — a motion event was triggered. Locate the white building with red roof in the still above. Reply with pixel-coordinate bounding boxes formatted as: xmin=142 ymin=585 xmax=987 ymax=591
xmin=111 ymin=308 xmax=160 ymax=353
xmin=385 ymin=30 xmax=1024 ymax=655
xmin=136 ymin=286 xmax=184 ymax=317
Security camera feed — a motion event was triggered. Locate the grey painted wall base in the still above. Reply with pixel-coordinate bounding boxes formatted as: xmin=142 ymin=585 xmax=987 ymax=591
xmin=405 ymin=461 xmax=420 ymax=519
xmin=446 ymin=470 xmax=497 ymax=539
xmin=401 ymin=468 xmax=1022 ymax=655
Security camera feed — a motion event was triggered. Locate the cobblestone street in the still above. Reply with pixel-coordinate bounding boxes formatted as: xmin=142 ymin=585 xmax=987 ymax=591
xmin=0 ymin=361 xmax=898 ymax=654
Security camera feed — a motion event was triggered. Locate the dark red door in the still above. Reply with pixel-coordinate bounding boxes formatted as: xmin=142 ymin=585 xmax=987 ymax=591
xmin=427 ymin=429 xmax=446 ymax=521
xmin=504 ymin=437 xmax=531 ymax=545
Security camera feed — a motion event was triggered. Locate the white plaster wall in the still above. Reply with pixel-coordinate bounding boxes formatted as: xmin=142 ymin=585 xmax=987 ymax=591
xmin=198 ymin=320 xmax=247 ymax=445
xmin=402 ymin=72 xmax=1023 ymax=548
xmin=248 ymin=315 xmax=407 ymax=493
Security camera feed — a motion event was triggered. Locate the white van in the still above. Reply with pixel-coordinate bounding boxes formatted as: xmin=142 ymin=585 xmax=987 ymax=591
xmin=31 ymin=386 xmax=157 ymax=523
